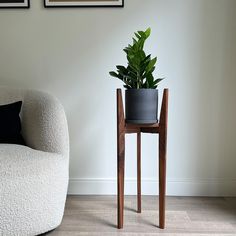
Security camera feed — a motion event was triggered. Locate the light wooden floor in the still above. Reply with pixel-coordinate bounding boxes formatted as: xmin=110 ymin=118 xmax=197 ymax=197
xmin=47 ymin=196 xmax=236 ymax=236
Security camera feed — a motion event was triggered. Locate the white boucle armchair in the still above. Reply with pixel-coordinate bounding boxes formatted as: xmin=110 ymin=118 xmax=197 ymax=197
xmin=0 ymin=87 xmax=69 ymax=236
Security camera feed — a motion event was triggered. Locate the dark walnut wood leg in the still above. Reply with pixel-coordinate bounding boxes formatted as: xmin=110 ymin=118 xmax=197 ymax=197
xmin=137 ymin=132 xmax=141 ymax=213
xmin=117 ymin=89 xmax=125 ymax=229
xmin=117 ymin=140 xmax=125 ymax=229
xmin=159 ymin=134 xmax=166 ymax=229
xmin=159 ymin=89 xmax=168 ymax=229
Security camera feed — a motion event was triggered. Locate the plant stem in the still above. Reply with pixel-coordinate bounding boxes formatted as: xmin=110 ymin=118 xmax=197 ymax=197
xmin=137 ymin=72 xmax=139 ymax=89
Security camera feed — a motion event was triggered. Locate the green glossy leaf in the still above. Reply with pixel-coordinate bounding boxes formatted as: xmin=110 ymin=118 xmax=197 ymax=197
xmin=146 ymin=57 xmax=157 ymax=73
xmin=153 ymin=78 xmax=163 ymax=85
xmin=109 ymin=71 xmax=119 ymax=78
xmin=145 ymin=27 xmax=151 ymax=38
xmin=135 ymin=32 xmax=141 ymax=40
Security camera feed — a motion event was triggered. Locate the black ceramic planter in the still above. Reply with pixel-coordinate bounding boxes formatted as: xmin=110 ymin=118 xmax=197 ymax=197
xmin=125 ymin=89 xmax=158 ymax=124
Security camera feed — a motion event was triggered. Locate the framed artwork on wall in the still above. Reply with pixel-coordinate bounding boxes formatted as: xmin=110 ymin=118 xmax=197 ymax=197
xmin=44 ymin=0 xmax=124 ymax=8
xmin=0 ymin=0 xmax=29 ymax=8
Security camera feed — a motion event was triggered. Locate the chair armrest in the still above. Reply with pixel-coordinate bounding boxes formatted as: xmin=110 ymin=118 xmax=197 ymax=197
xmin=21 ymin=90 xmax=69 ymax=157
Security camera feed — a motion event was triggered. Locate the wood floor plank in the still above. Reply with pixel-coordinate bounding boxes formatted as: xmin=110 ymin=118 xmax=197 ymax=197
xmin=45 ymin=196 xmax=236 ymax=235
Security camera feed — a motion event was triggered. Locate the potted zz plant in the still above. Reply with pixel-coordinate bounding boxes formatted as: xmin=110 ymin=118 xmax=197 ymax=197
xmin=109 ymin=27 xmax=164 ymax=124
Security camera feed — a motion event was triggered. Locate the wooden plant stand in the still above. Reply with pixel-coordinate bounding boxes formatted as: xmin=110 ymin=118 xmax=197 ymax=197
xmin=117 ymin=88 xmax=169 ymax=229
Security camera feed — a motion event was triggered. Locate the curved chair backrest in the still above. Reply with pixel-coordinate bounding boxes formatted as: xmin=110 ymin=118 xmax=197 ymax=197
xmin=0 ymin=86 xmax=69 ymax=157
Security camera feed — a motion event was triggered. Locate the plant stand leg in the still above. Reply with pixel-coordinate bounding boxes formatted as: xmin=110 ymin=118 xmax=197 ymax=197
xmin=137 ymin=132 xmax=141 ymax=213
xmin=159 ymin=89 xmax=168 ymax=229
xmin=117 ymin=89 xmax=125 ymax=229
xmin=159 ymin=130 xmax=167 ymax=229
xmin=117 ymin=137 xmax=125 ymax=229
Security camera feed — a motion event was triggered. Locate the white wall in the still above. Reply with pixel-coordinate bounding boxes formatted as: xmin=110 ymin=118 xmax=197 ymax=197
xmin=0 ymin=0 xmax=236 ymax=196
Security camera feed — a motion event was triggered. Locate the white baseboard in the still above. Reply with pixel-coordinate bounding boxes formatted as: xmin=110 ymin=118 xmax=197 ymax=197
xmin=68 ymin=178 xmax=236 ymax=196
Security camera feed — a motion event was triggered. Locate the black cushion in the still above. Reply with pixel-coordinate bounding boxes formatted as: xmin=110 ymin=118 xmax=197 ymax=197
xmin=0 ymin=101 xmax=25 ymax=145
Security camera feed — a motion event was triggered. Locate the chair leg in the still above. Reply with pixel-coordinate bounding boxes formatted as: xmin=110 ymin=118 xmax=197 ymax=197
xmin=137 ymin=132 xmax=141 ymax=213
xmin=159 ymin=132 xmax=167 ymax=229
xmin=117 ymin=132 xmax=125 ymax=229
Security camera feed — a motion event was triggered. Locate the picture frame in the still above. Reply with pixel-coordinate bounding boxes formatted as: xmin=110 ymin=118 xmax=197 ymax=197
xmin=0 ymin=0 xmax=30 ymax=8
xmin=44 ymin=0 xmax=124 ymax=8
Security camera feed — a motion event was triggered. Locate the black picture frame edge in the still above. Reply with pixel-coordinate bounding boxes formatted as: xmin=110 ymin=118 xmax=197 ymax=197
xmin=0 ymin=0 xmax=30 ymax=8
xmin=44 ymin=0 xmax=124 ymax=8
